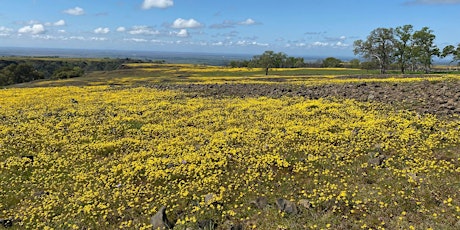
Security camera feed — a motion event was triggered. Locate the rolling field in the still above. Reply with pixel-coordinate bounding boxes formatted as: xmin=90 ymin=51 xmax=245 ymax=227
xmin=1 ymin=64 xmax=460 ymax=229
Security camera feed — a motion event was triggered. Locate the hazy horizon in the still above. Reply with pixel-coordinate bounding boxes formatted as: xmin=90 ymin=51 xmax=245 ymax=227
xmin=0 ymin=46 xmax=358 ymax=64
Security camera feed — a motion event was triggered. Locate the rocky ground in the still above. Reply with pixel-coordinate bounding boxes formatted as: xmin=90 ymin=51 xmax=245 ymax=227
xmin=152 ymin=79 xmax=460 ymax=118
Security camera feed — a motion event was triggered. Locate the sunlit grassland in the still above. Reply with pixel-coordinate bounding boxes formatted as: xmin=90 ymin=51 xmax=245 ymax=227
xmin=1 ymin=64 xmax=460 ymax=229
xmin=21 ymin=63 xmax=460 ymax=87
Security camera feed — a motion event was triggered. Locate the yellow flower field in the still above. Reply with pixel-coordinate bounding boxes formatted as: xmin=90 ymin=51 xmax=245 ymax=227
xmin=0 ymin=83 xmax=459 ymax=229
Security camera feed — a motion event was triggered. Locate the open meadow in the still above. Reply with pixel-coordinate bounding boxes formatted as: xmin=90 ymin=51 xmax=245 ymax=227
xmin=1 ymin=64 xmax=460 ymax=229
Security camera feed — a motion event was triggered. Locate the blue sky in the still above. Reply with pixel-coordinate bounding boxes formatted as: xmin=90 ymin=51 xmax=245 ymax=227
xmin=1 ymin=0 xmax=460 ymax=57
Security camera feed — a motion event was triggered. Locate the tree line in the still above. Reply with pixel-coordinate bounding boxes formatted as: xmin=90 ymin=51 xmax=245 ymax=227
xmin=228 ymin=51 xmax=355 ymax=75
xmin=0 ymin=58 xmax=135 ymax=86
xmin=354 ymin=25 xmax=460 ymax=74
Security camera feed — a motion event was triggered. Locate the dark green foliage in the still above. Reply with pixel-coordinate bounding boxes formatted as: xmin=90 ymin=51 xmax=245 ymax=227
xmin=0 ymin=63 xmax=44 ymax=85
xmin=354 ymin=25 xmax=451 ymax=74
xmin=51 ymin=67 xmax=84 ymax=79
xmin=0 ymin=58 xmax=128 ymax=86
xmin=412 ymin=27 xmax=439 ymax=73
xmin=228 ymin=51 xmax=307 ymax=74
xmin=348 ymin=59 xmax=361 ymax=68
xmin=441 ymin=44 xmax=460 ymax=67
xmin=322 ymin=57 xmax=343 ymax=68
xmin=353 ymin=27 xmax=395 ymax=74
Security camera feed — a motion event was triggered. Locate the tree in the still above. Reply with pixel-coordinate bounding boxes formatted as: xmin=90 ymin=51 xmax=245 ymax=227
xmin=283 ymin=57 xmax=305 ymax=68
xmin=455 ymin=44 xmax=460 ymax=66
xmin=412 ymin=27 xmax=439 ymax=73
xmin=0 ymin=72 xmax=9 ymax=86
xmin=322 ymin=57 xmax=343 ymax=68
xmin=441 ymin=45 xmax=456 ymax=70
xmin=441 ymin=44 xmax=460 ymax=70
xmin=361 ymin=61 xmax=379 ymax=72
xmin=353 ymin=28 xmax=395 ymax=74
xmin=394 ymin=25 xmax=414 ymax=74
xmin=52 ymin=66 xmax=84 ymax=79
xmin=349 ymin=59 xmax=361 ymax=68
xmin=0 ymin=63 xmax=44 ymax=84
xmin=251 ymin=51 xmax=287 ymax=75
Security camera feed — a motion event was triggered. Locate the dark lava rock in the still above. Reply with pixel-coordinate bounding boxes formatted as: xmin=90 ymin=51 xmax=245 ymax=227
xmin=276 ymin=198 xmax=298 ymax=215
xmin=0 ymin=218 xmax=14 ymax=228
xmin=250 ymin=196 xmax=268 ymax=209
xmin=197 ymin=219 xmax=217 ymax=230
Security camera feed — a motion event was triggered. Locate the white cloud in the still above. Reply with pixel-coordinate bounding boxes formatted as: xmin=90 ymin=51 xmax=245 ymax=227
xmin=128 ymin=26 xmax=159 ymax=35
xmin=312 ymin=41 xmax=329 ymax=47
xmin=324 ymin=36 xmax=347 ymax=42
xmin=0 ymin=26 xmax=12 ymax=36
xmin=210 ymin=18 xmax=259 ymax=29
xmin=69 ymin=36 xmax=85 ymax=41
xmin=124 ymin=38 xmax=148 ymax=42
xmin=236 ymin=40 xmax=269 ymax=47
xmin=171 ymin=18 xmax=202 ymax=29
xmin=18 ymin=24 xmax=46 ymax=35
xmin=212 ymin=41 xmax=224 ymax=46
xmin=176 ymin=29 xmax=189 ymax=37
xmin=142 ymin=0 xmax=174 ymax=9
xmin=58 ymin=30 xmax=66 ymax=33
xmin=292 ymin=43 xmax=308 ymax=47
xmin=54 ymin=20 xmax=66 ymax=26
xmin=335 ymin=41 xmax=349 ymax=47
xmin=239 ymin=18 xmax=256 ymax=25
xmin=46 ymin=20 xmax=66 ymax=27
xmin=90 ymin=37 xmax=108 ymax=41
xmin=94 ymin=27 xmax=110 ymax=34
xmin=116 ymin=27 xmax=126 ymax=32
xmin=64 ymin=7 xmax=85 ymax=16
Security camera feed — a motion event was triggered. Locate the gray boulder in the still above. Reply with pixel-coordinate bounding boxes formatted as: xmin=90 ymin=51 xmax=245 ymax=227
xmin=151 ymin=206 xmax=174 ymax=230
xmin=276 ymin=198 xmax=298 ymax=215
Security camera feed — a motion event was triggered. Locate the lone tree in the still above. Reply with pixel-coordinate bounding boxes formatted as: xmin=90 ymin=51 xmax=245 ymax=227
xmin=251 ymin=51 xmax=287 ymax=75
xmin=353 ymin=28 xmax=395 ymax=74
xmin=412 ymin=27 xmax=439 ymax=73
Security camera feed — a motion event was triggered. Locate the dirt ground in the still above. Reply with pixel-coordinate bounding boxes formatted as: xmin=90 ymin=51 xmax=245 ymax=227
xmin=152 ymin=79 xmax=460 ymax=118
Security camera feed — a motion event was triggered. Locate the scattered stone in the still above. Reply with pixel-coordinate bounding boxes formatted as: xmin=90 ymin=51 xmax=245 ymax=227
xmin=0 ymin=218 xmax=14 ymax=228
xmin=21 ymin=155 xmax=34 ymax=163
xmin=223 ymin=220 xmax=243 ymax=230
xmin=368 ymin=155 xmax=386 ymax=167
xmin=150 ymin=206 xmax=174 ymax=230
xmin=298 ymin=199 xmax=312 ymax=209
xmin=151 ymin=80 xmax=460 ymax=117
xmin=408 ymin=172 xmax=418 ymax=182
xmin=34 ymin=190 xmax=50 ymax=197
xmin=204 ymin=193 xmax=217 ymax=205
xmin=229 ymin=224 xmax=243 ymax=230
xmin=250 ymin=196 xmax=268 ymax=209
xmin=275 ymin=198 xmax=298 ymax=215
xmin=197 ymin=219 xmax=217 ymax=230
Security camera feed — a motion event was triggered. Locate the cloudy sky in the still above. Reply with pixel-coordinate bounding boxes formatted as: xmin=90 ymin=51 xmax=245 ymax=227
xmin=1 ymin=0 xmax=460 ymax=56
